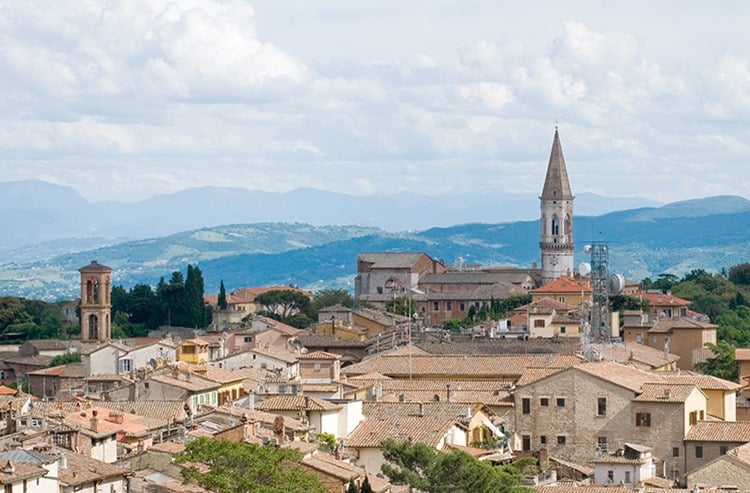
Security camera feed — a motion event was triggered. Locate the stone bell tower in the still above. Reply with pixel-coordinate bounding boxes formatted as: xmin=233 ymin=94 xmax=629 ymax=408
xmin=540 ymin=128 xmax=575 ymax=285
xmin=79 ymin=260 xmax=112 ymax=342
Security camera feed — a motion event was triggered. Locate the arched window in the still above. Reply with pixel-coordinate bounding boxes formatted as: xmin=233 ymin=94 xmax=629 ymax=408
xmin=551 ymin=215 xmax=560 ymax=236
xmin=88 ymin=314 xmax=99 ymax=340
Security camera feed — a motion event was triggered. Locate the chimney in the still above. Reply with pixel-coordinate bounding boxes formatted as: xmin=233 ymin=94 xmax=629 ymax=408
xmin=2 ymin=460 xmax=14 ymax=474
xmin=663 ymin=388 xmax=671 ymax=399
xmin=90 ymin=409 xmax=99 ymax=433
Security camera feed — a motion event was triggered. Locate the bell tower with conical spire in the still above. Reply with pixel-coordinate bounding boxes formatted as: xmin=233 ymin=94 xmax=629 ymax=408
xmin=540 ymin=128 xmax=575 ymax=284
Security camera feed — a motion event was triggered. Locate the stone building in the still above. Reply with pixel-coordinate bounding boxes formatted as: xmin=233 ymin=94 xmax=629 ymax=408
xmin=539 ymin=129 xmax=575 ymax=284
xmin=79 ymin=260 xmax=112 ymax=342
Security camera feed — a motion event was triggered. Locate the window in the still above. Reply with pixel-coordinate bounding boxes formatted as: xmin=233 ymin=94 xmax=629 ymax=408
xmin=459 ymin=303 xmax=465 ymax=311
xmin=689 ymin=411 xmax=697 ymax=426
xmin=446 ymin=301 xmax=452 ymax=311
xmin=313 ymin=363 xmax=321 ymax=371
xmin=607 ymin=470 xmax=614 ymax=482
xmin=720 ymin=446 xmax=728 ymax=455
xmin=673 ymin=447 xmax=680 ymax=457
xmin=560 ymin=326 xmax=566 ymax=334
xmin=522 ymin=398 xmax=531 ymax=414
xmin=625 ymin=471 xmax=631 ymax=483
xmin=636 ymin=412 xmax=651 ymax=427
xmin=243 ymin=336 xmax=252 ymax=343
xmin=558 ymin=297 xmax=565 ymax=303
xmin=699 ymin=410 xmax=705 ymax=420
xmin=540 ymin=435 xmax=547 ymax=445
xmin=522 ymin=434 xmax=531 ymax=451
xmin=540 ymin=397 xmax=549 ymax=407
xmin=695 ymin=446 xmax=703 ymax=459
xmin=377 ymin=287 xmax=383 ymax=294
xmin=597 ymin=398 xmax=607 ymax=416
xmin=556 ymin=397 xmax=565 ymax=407
xmin=597 ymin=436 xmax=608 ymax=454
xmin=534 ymin=319 xmax=545 ymax=328
xmin=433 ymin=302 xmax=439 ymax=311
xmin=557 ymin=435 xmax=566 ymax=445
xmin=119 ymin=359 xmax=132 ymax=373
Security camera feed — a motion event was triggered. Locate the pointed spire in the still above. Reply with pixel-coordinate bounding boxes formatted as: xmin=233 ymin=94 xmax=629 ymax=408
xmin=541 ymin=128 xmax=573 ymax=199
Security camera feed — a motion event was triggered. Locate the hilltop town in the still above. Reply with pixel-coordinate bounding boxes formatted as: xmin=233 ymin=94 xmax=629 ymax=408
xmin=1 ymin=131 xmax=749 ymax=492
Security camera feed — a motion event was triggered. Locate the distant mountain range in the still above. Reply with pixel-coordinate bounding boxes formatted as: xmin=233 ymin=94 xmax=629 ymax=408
xmin=0 ymin=179 xmax=659 ymax=255
xmin=1 ymin=185 xmax=750 ymax=301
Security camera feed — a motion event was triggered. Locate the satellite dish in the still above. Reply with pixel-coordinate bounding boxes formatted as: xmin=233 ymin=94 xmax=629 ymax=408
xmin=148 ymin=358 xmax=158 ymax=370
xmin=578 ymin=262 xmax=591 ymax=277
xmin=583 ymin=244 xmax=593 ymax=254
xmin=609 ymin=273 xmax=625 ymax=295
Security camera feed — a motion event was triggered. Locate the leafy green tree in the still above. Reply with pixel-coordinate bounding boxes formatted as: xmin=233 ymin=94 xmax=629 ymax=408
xmin=313 ymin=288 xmax=354 ymax=311
xmin=128 ymin=283 xmax=159 ymax=328
xmin=650 ymin=273 xmax=679 ymax=292
xmin=218 ymin=280 xmax=228 ymax=310
xmin=49 ymin=352 xmax=81 ymax=367
xmin=0 ymin=297 xmax=30 ymax=331
xmin=347 ymin=479 xmax=359 ymax=493
xmin=729 ymin=263 xmax=750 ymax=285
xmin=385 ymin=296 xmax=416 ymax=317
xmin=696 ymin=341 xmax=738 ymax=381
xmin=255 ymin=290 xmax=314 ymax=321
xmin=380 ymin=439 xmax=531 ymax=493
xmin=360 ymin=476 xmax=373 ymax=493
xmin=111 ymin=285 xmax=129 ymax=317
xmin=176 ymin=437 xmax=325 ymax=493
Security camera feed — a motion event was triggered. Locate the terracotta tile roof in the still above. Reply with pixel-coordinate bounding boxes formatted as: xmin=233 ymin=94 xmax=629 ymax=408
xmin=232 ymin=286 xmax=313 ymax=300
xmin=343 ymin=354 xmax=581 ymax=379
xmin=648 ymin=317 xmax=717 ymax=333
xmin=685 ymin=421 xmax=750 ymax=442
xmin=633 ymin=383 xmax=699 ymax=402
xmin=573 ymin=360 xmax=664 ymax=393
xmin=0 ymin=461 xmax=48 ymax=484
xmin=0 ymin=386 xmax=16 ymax=396
xmin=58 ymin=449 xmax=128 ymax=487
xmin=516 ymin=297 xmax=577 ymax=313
xmin=191 ymin=365 xmax=244 ymax=385
xmin=532 ymin=277 xmax=591 ymax=294
xmin=363 ymin=402 xmax=478 ymax=420
xmin=516 ymin=367 xmax=566 ymax=387
xmin=728 ymin=441 xmax=750 ymax=465
xmin=302 ymin=453 xmax=363 ymax=481
xmin=737 ymin=348 xmax=750 ymax=361
xmin=213 ymin=407 xmax=308 ymax=432
xmin=249 ymin=347 xmax=299 ymax=364
xmin=28 ymin=363 xmax=84 ymax=378
xmin=346 ymin=415 xmax=459 ymax=448
xmin=591 ymin=342 xmax=679 ymax=369
xmin=31 ymin=400 xmax=187 ymax=423
xmin=346 ymin=372 xmax=392 ymax=382
xmin=298 ymin=351 xmax=342 ymax=360
xmin=148 ymin=441 xmax=186 ymax=454
xmin=357 ymin=252 xmax=432 ymax=269
xmin=23 ymin=339 xmax=78 ymax=351
xmin=636 ymin=291 xmax=692 ymax=307
xmin=151 ymin=372 xmax=221 ymax=393
xmin=356 ymin=379 xmax=513 ymax=406
xmin=661 ymin=373 xmax=741 ymax=391
xmin=255 ymin=395 xmax=342 ymax=412
xmin=377 ymin=343 xmax=430 ymax=358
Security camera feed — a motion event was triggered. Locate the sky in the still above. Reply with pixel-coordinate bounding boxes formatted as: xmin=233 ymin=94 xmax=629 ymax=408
xmin=1 ymin=1 xmax=750 ymax=204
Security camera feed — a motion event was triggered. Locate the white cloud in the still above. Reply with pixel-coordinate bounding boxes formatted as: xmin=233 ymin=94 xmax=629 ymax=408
xmin=0 ymin=2 xmax=749 ymax=205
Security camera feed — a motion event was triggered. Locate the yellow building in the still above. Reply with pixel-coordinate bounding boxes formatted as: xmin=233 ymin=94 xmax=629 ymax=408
xmin=179 ymin=338 xmax=209 ymax=365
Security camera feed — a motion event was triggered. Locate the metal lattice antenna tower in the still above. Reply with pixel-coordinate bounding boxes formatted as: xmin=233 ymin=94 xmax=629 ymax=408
xmin=589 ymin=242 xmax=611 ymax=343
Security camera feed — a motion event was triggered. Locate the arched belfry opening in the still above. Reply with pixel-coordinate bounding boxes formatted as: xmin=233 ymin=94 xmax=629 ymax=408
xmin=79 ymin=260 xmax=112 ymax=342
